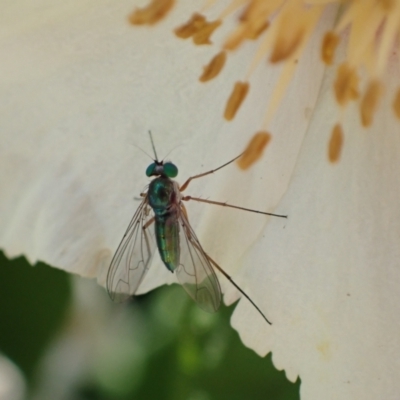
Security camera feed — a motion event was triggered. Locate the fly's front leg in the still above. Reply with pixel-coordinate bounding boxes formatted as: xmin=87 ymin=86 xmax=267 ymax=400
xmin=179 ymin=153 xmax=243 ymax=192
xmin=134 ymin=193 xmax=148 ymax=201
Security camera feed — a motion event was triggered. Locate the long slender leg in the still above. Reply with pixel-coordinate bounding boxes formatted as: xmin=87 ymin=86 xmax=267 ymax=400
xmin=182 ymin=195 xmax=287 ymax=218
xmin=143 ymin=216 xmax=155 ymax=230
xmin=141 ymin=217 xmax=155 ymax=264
xmin=180 ymin=153 xmax=243 ymax=192
xmin=180 ymin=202 xmax=273 ymax=324
xmin=185 ymin=231 xmax=272 ymax=325
xmin=203 ymin=249 xmax=272 ymax=325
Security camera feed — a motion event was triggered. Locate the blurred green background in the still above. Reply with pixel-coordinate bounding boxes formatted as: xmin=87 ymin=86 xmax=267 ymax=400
xmin=0 ymin=251 xmax=300 ymax=400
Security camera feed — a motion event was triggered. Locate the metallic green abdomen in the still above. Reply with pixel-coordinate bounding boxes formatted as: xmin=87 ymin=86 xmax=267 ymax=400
xmin=148 ymin=177 xmax=180 ymax=271
xmin=154 ymin=213 xmax=180 ymax=271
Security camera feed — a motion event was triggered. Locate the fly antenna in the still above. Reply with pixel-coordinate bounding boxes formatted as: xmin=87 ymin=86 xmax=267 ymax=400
xmin=162 ymin=144 xmax=183 ymax=162
xmin=131 ymin=143 xmax=153 ymax=161
xmin=148 ymin=130 xmax=159 ymax=161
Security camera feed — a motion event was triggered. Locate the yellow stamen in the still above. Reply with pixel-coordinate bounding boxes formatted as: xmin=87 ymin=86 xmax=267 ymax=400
xmin=334 ymin=63 xmax=360 ymax=106
xmin=175 ymin=13 xmax=221 ymax=45
xmin=224 ymin=1 xmax=271 ymax=50
xmin=192 ymin=19 xmax=222 ymax=45
xmin=128 ymin=0 xmax=175 ymax=25
xmin=360 ymin=80 xmax=383 ymax=127
xmin=224 ymin=81 xmax=249 ymax=121
xmin=269 ymin=5 xmax=306 ymax=64
xmin=238 ymin=132 xmax=271 ymax=170
xmin=172 ymin=0 xmax=400 ymax=132
xmin=393 ymin=89 xmax=400 ymax=119
xmin=245 ymin=20 xmax=269 ymax=40
xmin=328 ymin=124 xmax=344 ymax=164
xmin=199 ymin=51 xmax=227 ymax=82
xmin=321 ymin=32 xmax=340 ymax=65
xmin=174 ymin=13 xmax=206 ymax=38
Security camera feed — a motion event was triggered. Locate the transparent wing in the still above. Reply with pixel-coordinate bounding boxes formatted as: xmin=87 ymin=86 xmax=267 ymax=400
xmin=175 ymin=206 xmax=222 ymax=313
xmin=107 ymin=196 xmax=156 ymax=302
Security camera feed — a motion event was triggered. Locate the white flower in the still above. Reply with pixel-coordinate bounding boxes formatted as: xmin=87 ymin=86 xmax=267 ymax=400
xmin=1 ymin=0 xmax=400 ymax=399
xmin=0 ymin=354 xmax=25 ymax=400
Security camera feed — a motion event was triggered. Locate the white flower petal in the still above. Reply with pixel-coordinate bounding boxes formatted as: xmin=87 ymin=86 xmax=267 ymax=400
xmin=0 ymin=0 xmax=241 ymax=284
xmin=4 ymin=1 xmax=398 ymax=398
xmin=0 ymin=354 xmax=25 ymax=400
xmin=231 ymin=44 xmax=400 ymax=398
xmin=0 ymin=0 xmax=329 ymax=290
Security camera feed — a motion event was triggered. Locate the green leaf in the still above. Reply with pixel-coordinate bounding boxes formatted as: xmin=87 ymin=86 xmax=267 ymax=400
xmin=0 ymin=252 xmax=71 ymax=382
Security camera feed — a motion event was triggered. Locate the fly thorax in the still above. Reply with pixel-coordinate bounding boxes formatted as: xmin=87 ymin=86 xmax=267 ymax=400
xmin=148 ymin=177 xmax=177 ymax=211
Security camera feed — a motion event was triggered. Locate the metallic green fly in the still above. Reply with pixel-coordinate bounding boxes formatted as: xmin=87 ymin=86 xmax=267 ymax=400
xmin=107 ymin=133 xmax=287 ymax=325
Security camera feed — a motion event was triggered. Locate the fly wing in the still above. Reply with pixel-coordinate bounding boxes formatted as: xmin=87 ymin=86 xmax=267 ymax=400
xmin=107 ymin=196 xmax=156 ymax=302
xmin=175 ymin=206 xmax=222 ymax=313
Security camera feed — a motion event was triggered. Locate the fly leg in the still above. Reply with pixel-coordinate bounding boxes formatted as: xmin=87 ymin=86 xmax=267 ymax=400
xmin=141 ymin=207 xmax=155 ymax=256
xmin=182 ymin=196 xmax=287 ymax=218
xmin=143 ymin=216 xmax=155 ymax=230
xmin=133 ymin=193 xmax=148 ymax=201
xmin=205 ymin=252 xmax=272 ymax=325
xmin=179 ymin=153 xmax=243 ymax=192
xmin=179 ymin=203 xmax=193 ymax=240
xmin=187 ymin=236 xmax=272 ymax=325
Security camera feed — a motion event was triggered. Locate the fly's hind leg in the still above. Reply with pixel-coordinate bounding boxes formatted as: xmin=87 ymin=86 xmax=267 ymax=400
xmin=178 ymin=201 xmax=272 ymax=324
xmin=202 ymin=250 xmax=272 ymax=326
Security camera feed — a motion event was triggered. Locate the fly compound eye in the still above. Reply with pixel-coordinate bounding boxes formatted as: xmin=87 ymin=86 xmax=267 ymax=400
xmin=146 ymin=163 xmax=156 ymax=177
xmin=163 ymin=162 xmax=178 ymax=178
